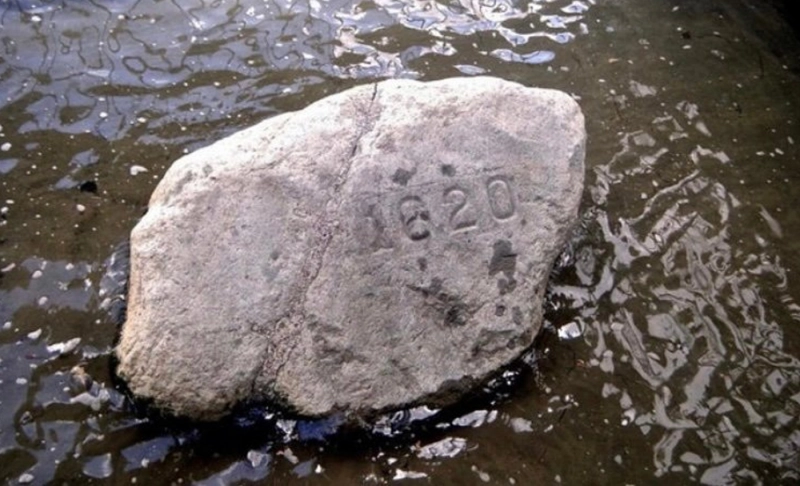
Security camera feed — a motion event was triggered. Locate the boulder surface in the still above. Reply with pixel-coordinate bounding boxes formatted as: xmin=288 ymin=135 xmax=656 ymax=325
xmin=116 ymin=77 xmax=585 ymax=420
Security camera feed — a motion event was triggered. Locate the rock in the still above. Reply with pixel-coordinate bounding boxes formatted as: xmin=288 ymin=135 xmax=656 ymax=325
xmin=115 ymin=76 xmax=585 ymax=420
xmin=47 ymin=337 xmax=81 ymax=356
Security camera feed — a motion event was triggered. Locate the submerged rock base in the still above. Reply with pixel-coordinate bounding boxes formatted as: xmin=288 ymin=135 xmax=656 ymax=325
xmin=116 ymin=77 xmax=585 ymax=420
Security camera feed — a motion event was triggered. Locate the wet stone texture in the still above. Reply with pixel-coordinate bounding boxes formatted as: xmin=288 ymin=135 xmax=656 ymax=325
xmin=116 ymin=77 xmax=585 ymax=420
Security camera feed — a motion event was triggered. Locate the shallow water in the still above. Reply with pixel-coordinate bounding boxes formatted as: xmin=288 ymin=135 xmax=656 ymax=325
xmin=2 ymin=0 xmax=800 ymax=484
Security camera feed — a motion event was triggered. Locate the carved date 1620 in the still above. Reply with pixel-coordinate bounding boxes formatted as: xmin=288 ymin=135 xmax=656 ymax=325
xmin=356 ymin=175 xmax=517 ymax=251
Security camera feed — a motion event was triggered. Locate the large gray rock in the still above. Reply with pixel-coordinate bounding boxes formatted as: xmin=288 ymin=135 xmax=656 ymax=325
xmin=116 ymin=77 xmax=585 ymax=420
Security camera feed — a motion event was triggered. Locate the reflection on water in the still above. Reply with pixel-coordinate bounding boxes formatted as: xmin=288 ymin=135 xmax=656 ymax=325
xmin=554 ymin=92 xmax=800 ymax=481
xmin=2 ymin=0 xmax=800 ymax=484
xmin=0 ymin=0 xmax=588 ymax=143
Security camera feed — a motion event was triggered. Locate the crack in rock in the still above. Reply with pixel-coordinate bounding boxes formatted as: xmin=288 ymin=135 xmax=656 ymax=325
xmin=257 ymin=83 xmax=382 ymax=395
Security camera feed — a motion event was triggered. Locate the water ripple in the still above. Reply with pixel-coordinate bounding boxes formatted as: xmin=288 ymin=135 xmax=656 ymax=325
xmin=0 ymin=0 xmax=590 ymax=144
xmin=553 ymin=91 xmax=800 ymax=481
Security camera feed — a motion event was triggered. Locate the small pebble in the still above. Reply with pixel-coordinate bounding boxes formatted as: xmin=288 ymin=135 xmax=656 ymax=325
xmin=509 ymin=417 xmax=533 ymax=433
xmin=247 ymin=450 xmax=268 ymax=468
xmin=130 ymin=165 xmax=148 ymax=176
xmin=0 ymin=142 xmax=10 ymax=151
xmin=19 ymin=473 xmax=34 ymax=484
xmin=16 ymin=377 xmax=28 ymax=385
xmin=77 ymin=204 xmax=86 ymax=213
xmin=47 ymin=337 xmax=81 ymax=355
xmin=27 ymin=329 xmax=42 ymax=340
xmin=279 ymin=447 xmax=299 ymax=464
xmin=32 ymin=270 xmax=42 ymax=279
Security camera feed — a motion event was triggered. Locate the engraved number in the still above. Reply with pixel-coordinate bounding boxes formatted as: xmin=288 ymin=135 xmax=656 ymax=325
xmin=358 ymin=175 xmax=518 ymax=251
xmin=444 ymin=186 xmax=478 ymax=231
xmin=486 ymin=176 xmax=516 ymax=220
xmin=398 ymin=196 xmax=431 ymax=241
xmin=359 ymin=202 xmax=393 ymax=250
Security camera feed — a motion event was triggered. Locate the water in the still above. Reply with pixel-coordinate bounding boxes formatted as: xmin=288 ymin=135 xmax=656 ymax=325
xmin=1 ymin=0 xmax=799 ymax=483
